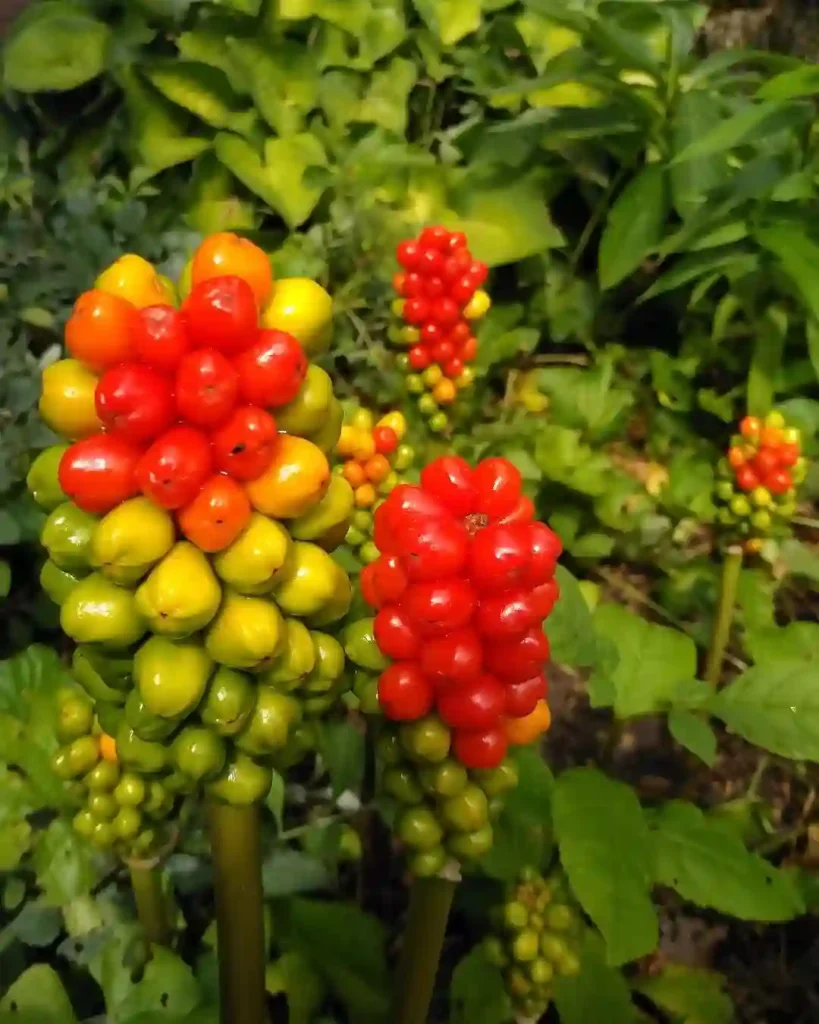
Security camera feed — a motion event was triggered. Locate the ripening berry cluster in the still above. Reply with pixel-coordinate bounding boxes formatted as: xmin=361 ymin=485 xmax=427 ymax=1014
xmin=335 ymin=408 xmax=415 ymax=563
xmin=361 ymin=455 xmax=560 ymax=771
xmin=714 ymin=411 xmax=805 ymax=552
xmin=389 ymin=225 xmax=491 ymax=434
xmin=483 ymin=868 xmax=582 ymax=1021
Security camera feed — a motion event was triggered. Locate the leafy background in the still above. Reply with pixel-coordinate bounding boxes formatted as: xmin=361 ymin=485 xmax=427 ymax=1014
xmin=1 ymin=0 xmax=819 ymax=1022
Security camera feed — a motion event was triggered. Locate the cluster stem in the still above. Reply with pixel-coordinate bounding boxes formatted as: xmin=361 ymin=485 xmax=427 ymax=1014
xmin=704 ymin=545 xmax=743 ymax=686
xmin=129 ymin=863 xmax=171 ymax=948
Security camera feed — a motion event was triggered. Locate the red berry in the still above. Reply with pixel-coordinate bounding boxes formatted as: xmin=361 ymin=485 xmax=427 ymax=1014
xmin=420 ymin=456 xmax=477 ymax=516
xmin=136 ymin=426 xmax=213 ymax=510
xmin=450 ymin=321 xmax=471 ymax=343
xmin=361 ymin=562 xmax=381 ymax=608
xmin=132 ymin=305 xmax=191 ymax=372
xmin=374 ymin=605 xmax=420 ymax=660
xmin=95 ymin=363 xmax=175 ymax=443
xmin=418 ymin=248 xmax=445 ymax=277
xmin=182 ymin=275 xmax=258 ymax=355
xmin=403 ymin=273 xmax=424 ymax=297
xmin=505 ymin=674 xmax=547 ymax=718
xmin=430 ymin=340 xmax=455 ymax=364
xmin=442 ymin=249 xmax=473 ymax=281
xmin=431 ymin=298 xmax=460 ymax=328
xmin=373 ymin=486 xmax=450 ymax=554
xmin=393 ymin=272 xmax=407 ymax=295
xmin=399 ymin=516 xmax=469 ymax=581
xmin=234 ymin=329 xmax=307 ymax=409
xmin=211 ymin=406 xmax=279 ymax=480
xmin=403 ymin=297 xmax=430 ymax=325
xmin=373 ymin=426 xmax=399 ymax=455
xmin=444 ymin=358 xmax=464 ymax=379
xmin=450 ymin=275 xmax=477 ymax=304
xmin=525 ymin=522 xmax=562 ymax=586
xmin=59 ymin=435 xmax=141 ymax=515
xmin=447 ymin=231 xmax=467 ymax=251
xmin=752 ymin=448 xmax=778 ymax=476
xmin=529 ymin=579 xmax=560 ymax=619
xmin=437 ymin=675 xmax=505 ymax=731
xmin=766 ymin=468 xmax=792 ymax=495
xmin=728 ymin=446 xmax=745 ymax=469
xmin=475 ymin=591 xmax=537 ymax=639
xmin=468 ymin=523 xmax=531 ymax=592
xmin=378 ymin=663 xmax=434 ymax=720
xmin=735 ymin=465 xmax=760 ymax=492
xmin=419 ymin=225 xmax=451 ymax=250
xmin=453 ymin=727 xmax=507 ymax=769
xmin=396 ymin=240 xmax=421 ymax=269
xmin=372 ymin=555 xmax=409 ymax=604
xmin=420 ymin=627 xmax=483 ymax=684
xmin=408 ymin=345 xmax=431 ymax=371
xmin=484 ymin=628 xmax=550 ymax=683
xmin=421 ymin=323 xmax=444 ymax=345
xmin=403 ymin=579 xmax=477 ymax=635
xmin=473 ymin=458 xmax=522 ymax=519
xmin=462 ymin=336 xmax=478 ymax=361
xmin=423 ymin=276 xmax=446 ymax=298
xmin=175 ymin=348 xmax=239 ymax=430
xmin=469 ymin=261 xmax=489 ymax=286
xmin=497 ymin=495 xmax=535 ymax=526
xmin=778 ymin=442 xmax=800 ymax=467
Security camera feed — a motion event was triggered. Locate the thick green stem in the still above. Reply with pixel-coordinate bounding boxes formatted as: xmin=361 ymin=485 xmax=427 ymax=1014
xmin=392 ymin=874 xmax=457 ymax=1024
xmin=129 ymin=864 xmax=171 ymax=948
xmin=206 ymin=800 xmax=267 ymax=1024
xmin=705 ymin=546 xmax=743 ymax=686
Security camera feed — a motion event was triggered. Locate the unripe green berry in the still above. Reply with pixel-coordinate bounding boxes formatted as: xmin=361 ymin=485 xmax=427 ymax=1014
xmin=406 ymin=374 xmax=424 ymax=394
xmin=503 ymin=900 xmax=529 ymax=931
xmin=417 ymin=394 xmax=437 ymax=417
xmin=429 ymin=412 xmax=449 ymax=433
xmin=730 ymin=495 xmax=751 ymax=517
xmin=545 ymin=904 xmax=574 ymax=931
xmin=751 ymin=486 xmax=772 ymax=508
xmin=512 ymin=930 xmax=540 ymax=963
xmin=528 ymin=958 xmax=554 ymax=986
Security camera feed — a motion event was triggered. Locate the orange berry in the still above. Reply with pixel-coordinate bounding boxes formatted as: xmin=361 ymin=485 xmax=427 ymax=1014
xmin=504 ymin=701 xmax=552 ymax=745
xmin=364 ymin=454 xmax=391 ymax=483
xmin=99 ymin=733 xmax=118 ymax=762
xmin=432 ymin=379 xmax=457 ymax=405
xmin=343 ymin=461 xmax=367 ymax=488
xmin=461 ymin=336 xmax=478 ymax=361
xmin=760 ymin=426 xmax=783 ymax=448
xmin=355 ymin=484 xmax=376 ymax=508
xmin=728 ymin=446 xmax=745 ymax=469
xmin=739 ymin=416 xmax=761 ymax=439
xmin=178 ymin=474 xmax=252 ymax=553
xmin=65 ymin=289 xmax=137 ymax=372
xmin=192 ymin=232 xmax=273 ymax=308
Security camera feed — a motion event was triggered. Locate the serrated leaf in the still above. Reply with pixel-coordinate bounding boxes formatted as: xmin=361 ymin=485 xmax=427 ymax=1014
xmin=590 ymin=603 xmax=697 ymax=719
xmin=553 ymin=768 xmax=658 ymax=965
xmin=598 ymin=166 xmax=668 ymax=290
xmin=668 ymin=710 xmax=717 ymax=767
xmin=637 ymin=964 xmax=733 ymax=1024
xmin=0 ymin=965 xmax=78 ymax=1022
xmin=449 ymin=945 xmax=510 ymax=1024
xmin=651 ymin=801 xmax=803 ymax=921
xmin=3 ymin=5 xmax=110 ymax=93
xmin=317 ymin=720 xmax=365 ymax=796
xmin=32 ymin=820 xmax=98 ymax=905
xmin=546 ymin=565 xmax=598 ymax=669
xmin=710 ymin=659 xmax=819 ymax=761
xmin=554 ymin=930 xmax=636 ymax=1024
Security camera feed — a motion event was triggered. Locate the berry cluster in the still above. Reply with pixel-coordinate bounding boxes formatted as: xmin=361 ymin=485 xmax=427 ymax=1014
xmin=335 ymin=407 xmax=415 ymax=564
xmin=389 ymin=226 xmax=491 ymax=434
xmin=714 ymin=411 xmax=805 ymax=553
xmin=483 ymin=868 xmax=582 ymax=1021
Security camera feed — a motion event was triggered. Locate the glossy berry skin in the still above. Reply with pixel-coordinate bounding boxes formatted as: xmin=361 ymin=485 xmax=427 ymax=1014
xmin=403 ymin=579 xmax=476 ymax=635
xmin=132 ymin=305 xmax=191 ymax=372
xmin=468 ymin=524 xmax=531 ymax=592
xmin=504 ymin=674 xmax=548 ymax=718
xmin=437 ymin=675 xmax=505 ymax=730
xmin=177 ymin=474 xmax=252 ymax=552
xmin=182 ymin=275 xmax=258 ymax=355
xmin=475 ymin=591 xmax=537 ymax=639
xmin=420 ymin=628 xmax=483 ymax=684
xmin=374 ymin=606 xmax=421 ymax=660
xmin=59 ymin=435 xmax=141 ymax=514
xmin=95 ymin=363 xmax=175 ymax=443
xmin=211 ymin=406 xmax=279 ymax=480
xmin=175 ymin=349 xmax=239 ymax=430
xmin=136 ymin=426 xmax=213 ymax=509
xmin=420 ymin=456 xmax=477 ymax=516
xmin=453 ymin=727 xmax=507 ymax=769
xmin=378 ymin=663 xmax=435 ymax=720
xmin=473 ymin=458 xmax=523 ymax=518
xmin=233 ymin=329 xmax=307 ymax=408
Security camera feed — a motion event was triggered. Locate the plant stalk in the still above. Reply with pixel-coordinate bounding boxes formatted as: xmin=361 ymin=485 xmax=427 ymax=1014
xmin=392 ymin=873 xmax=458 ymax=1024
xmin=129 ymin=864 xmax=171 ymax=948
xmin=704 ymin=545 xmax=743 ymax=686
xmin=206 ymin=800 xmax=267 ymax=1024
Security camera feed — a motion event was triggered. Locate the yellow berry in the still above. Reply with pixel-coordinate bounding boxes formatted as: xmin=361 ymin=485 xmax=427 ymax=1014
xmin=432 ymin=379 xmax=457 ymax=405
xmin=751 ymin=486 xmax=772 ymax=508
xmin=423 ymin=365 xmax=443 ymax=387
xmin=376 ymin=411 xmax=407 ymax=440
xmin=337 ymin=425 xmax=359 ymax=457
xmin=355 ymin=484 xmax=376 ymax=508
xmin=764 ymin=410 xmax=785 ymax=429
xmin=352 ymin=408 xmax=374 ymax=431
xmin=464 ymin=290 xmax=491 ymax=320
xmin=391 ymin=299 xmax=405 ymax=318
xmin=400 ymin=326 xmax=420 ymax=345
xmin=456 ymin=367 xmax=475 ymax=389
xmin=352 ymin=433 xmax=376 ymax=461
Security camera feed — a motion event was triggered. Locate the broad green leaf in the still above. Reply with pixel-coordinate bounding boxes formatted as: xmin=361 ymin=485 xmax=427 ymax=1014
xmin=650 ymin=801 xmax=804 ymax=921
xmin=284 ymin=899 xmax=389 ymax=1023
xmin=445 ymin=176 xmax=565 ymax=266
xmin=317 ymin=720 xmax=365 ymax=796
xmin=277 ymin=0 xmax=368 ymax=31
xmin=637 ymin=965 xmax=733 ymax=1024
xmin=0 ymin=818 xmax=31 ymax=870
xmin=3 ymin=4 xmax=110 ymax=93
xmin=808 ymin=319 xmax=819 ymax=383
xmin=176 ymin=18 xmax=255 ymax=95
xmin=0 ymin=965 xmax=78 ymax=1023
xmin=553 ymin=768 xmax=658 ymax=965
xmin=227 ymin=39 xmax=319 ymax=137
xmin=546 ymin=565 xmax=598 ymax=668
xmin=590 ymin=603 xmax=697 ymax=719
xmin=184 ymin=153 xmax=255 ymax=234
xmin=554 ymin=930 xmax=636 ymax=1024
xmin=737 ymin=569 xmax=776 ymax=634
xmin=778 ymin=538 xmax=819 ymax=583
xmin=32 ymin=820 xmax=98 ymax=905
xmin=710 ymin=659 xmax=819 ymax=761
xmin=357 ymin=58 xmax=417 ymax=134
xmin=262 ymin=849 xmax=331 ymax=896
xmin=640 ymin=246 xmax=757 ymax=302
xmin=598 ymin=166 xmax=668 ymax=290
xmin=215 ymin=132 xmax=328 ymax=228
xmin=413 ymin=0 xmax=481 ymax=45
xmin=266 ymin=951 xmax=326 ymax=1024
xmin=670 ymin=91 xmax=727 ymax=217
xmin=671 ymin=101 xmax=809 ymax=165
xmin=143 ymin=62 xmax=254 ymax=130
xmin=515 ymin=12 xmax=582 ymax=74
xmin=757 ymin=64 xmax=819 ymax=100
xmin=668 ymin=710 xmax=717 ymax=767
xmin=755 ymin=221 xmax=819 ymax=325
xmin=449 ymin=945 xmax=510 ymax=1024
xmin=0 ymin=560 xmax=11 ymax=598
xmin=747 ymin=621 xmax=819 ymax=666
xmin=747 ymin=304 xmax=787 ymax=416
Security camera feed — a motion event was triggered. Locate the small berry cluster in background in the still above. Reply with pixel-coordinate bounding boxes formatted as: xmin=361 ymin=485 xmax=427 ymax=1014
xmin=714 ymin=411 xmax=806 ymax=553
xmin=388 ymin=226 xmax=491 ymax=434
xmin=335 ymin=408 xmax=415 ymax=563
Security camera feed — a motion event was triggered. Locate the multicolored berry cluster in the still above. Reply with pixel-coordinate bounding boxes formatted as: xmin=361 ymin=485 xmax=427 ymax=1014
xmin=714 ymin=411 xmax=805 ymax=553
xmin=483 ymin=868 xmax=582 ymax=1021
xmin=335 ymin=408 xmax=415 ymax=563
xmin=389 ymin=226 xmax=491 ymax=434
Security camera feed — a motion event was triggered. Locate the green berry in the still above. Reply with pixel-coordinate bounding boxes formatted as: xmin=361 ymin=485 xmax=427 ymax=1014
xmin=396 ymin=354 xmax=411 ymax=372
xmin=91 ymin=821 xmax=115 ymax=849
xmin=72 ymin=810 xmax=96 ymax=838
xmin=418 ymin=759 xmax=468 ymax=798
xmin=51 ymin=749 xmax=75 ymax=781
xmin=84 ymin=760 xmax=120 ymax=791
xmin=503 ymin=901 xmax=529 ymax=931
xmin=423 ymin=365 xmax=443 ymax=387
xmin=506 ymin=967 xmax=531 ymax=997
xmin=360 ymin=541 xmax=380 ymax=564
xmin=114 ymin=773 xmax=146 ymax=807
xmin=556 ymin=950 xmax=581 ymax=976
xmin=417 ymin=394 xmax=437 ymax=417
xmin=406 ymin=374 xmax=424 ymax=394
xmin=113 ymin=806 xmax=142 ymax=840
xmin=345 ymin=525 xmax=366 ymax=547
xmin=56 ymin=697 xmax=94 ymax=743
xmin=87 ymin=792 xmax=118 ymax=821
xmin=440 ymin=784 xmax=489 ymax=832
xmin=377 ymin=472 xmax=399 ymax=495
xmin=472 ymin=761 xmax=519 ymax=797
xmin=715 ymin=481 xmax=734 ymax=502
xmin=730 ymin=495 xmax=751 ymax=517
xmin=429 ymin=412 xmax=449 ymax=434
xmin=545 ymin=904 xmax=575 ymax=932
xmin=397 ymin=806 xmax=444 ymax=850
xmin=540 ymin=933 xmax=569 ymax=962
xmin=512 ymin=930 xmax=539 ymax=963
xmin=409 ymin=846 xmax=447 ymax=878
xmin=446 ymin=823 xmax=493 ymax=860
xmin=383 ymin=766 xmax=424 ymax=804
xmin=393 ymin=445 xmax=414 ymax=471
xmin=529 ymin=958 xmax=554 ymax=986
xmin=399 ymin=717 xmax=451 ymax=763
xmin=483 ymin=937 xmax=508 ymax=968
xmin=750 ymin=510 xmax=771 ymax=531
xmin=377 ymin=733 xmax=402 ymax=765
xmin=352 ymin=510 xmax=372 ymax=532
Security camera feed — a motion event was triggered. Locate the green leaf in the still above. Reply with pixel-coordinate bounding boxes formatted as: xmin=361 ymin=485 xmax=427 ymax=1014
xmin=0 ymin=560 xmax=11 ymax=598
xmin=553 ymin=768 xmax=658 ymax=965
xmin=546 ymin=565 xmax=598 ymax=668
xmin=284 ymin=899 xmax=389 ymax=1024
xmin=32 ymin=820 xmax=98 ymax=905
xmin=640 ymin=246 xmax=757 ymax=302
xmin=0 ymin=965 xmax=78 ymax=1023
xmin=668 ymin=710 xmax=717 ymax=767
xmin=143 ymin=62 xmax=253 ymax=130
xmin=266 ymin=951 xmax=326 ymax=1024
xmin=650 ymin=801 xmax=803 ymax=921
xmin=671 ymin=101 xmax=809 ymax=165
xmin=317 ymin=720 xmax=365 ymax=796
xmin=778 ymin=538 xmax=819 ymax=583
xmin=554 ymin=930 xmax=636 ymax=1024
xmin=210 ymin=0 xmax=261 ymax=12
xmin=262 ymin=849 xmax=331 ymax=897
xmin=413 ymin=0 xmax=481 ymax=45
xmin=747 ymin=304 xmax=787 ymax=416
xmin=3 ymin=4 xmax=111 ymax=93
xmin=445 ymin=175 xmax=565 ymax=266
xmin=449 ymin=945 xmax=510 ymax=1024
xmin=0 ymin=509 xmax=21 ymax=545
xmin=598 ymin=166 xmax=668 ymax=290
xmin=757 ymin=64 xmax=819 ymax=101
xmin=266 ymin=769 xmax=285 ymax=833
xmin=227 ymin=39 xmax=319 ymax=137
xmin=755 ymin=221 xmax=819 ymax=325
xmin=710 ymin=659 xmax=819 ymax=761
xmin=214 ymin=132 xmax=328 ymax=228
xmin=670 ymin=91 xmax=727 ymax=217
xmin=747 ymin=622 xmax=819 ymax=666
xmin=637 ymin=964 xmax=733 ymax=1024
xmin=590 ymin=603 xmax=697 ymax=719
